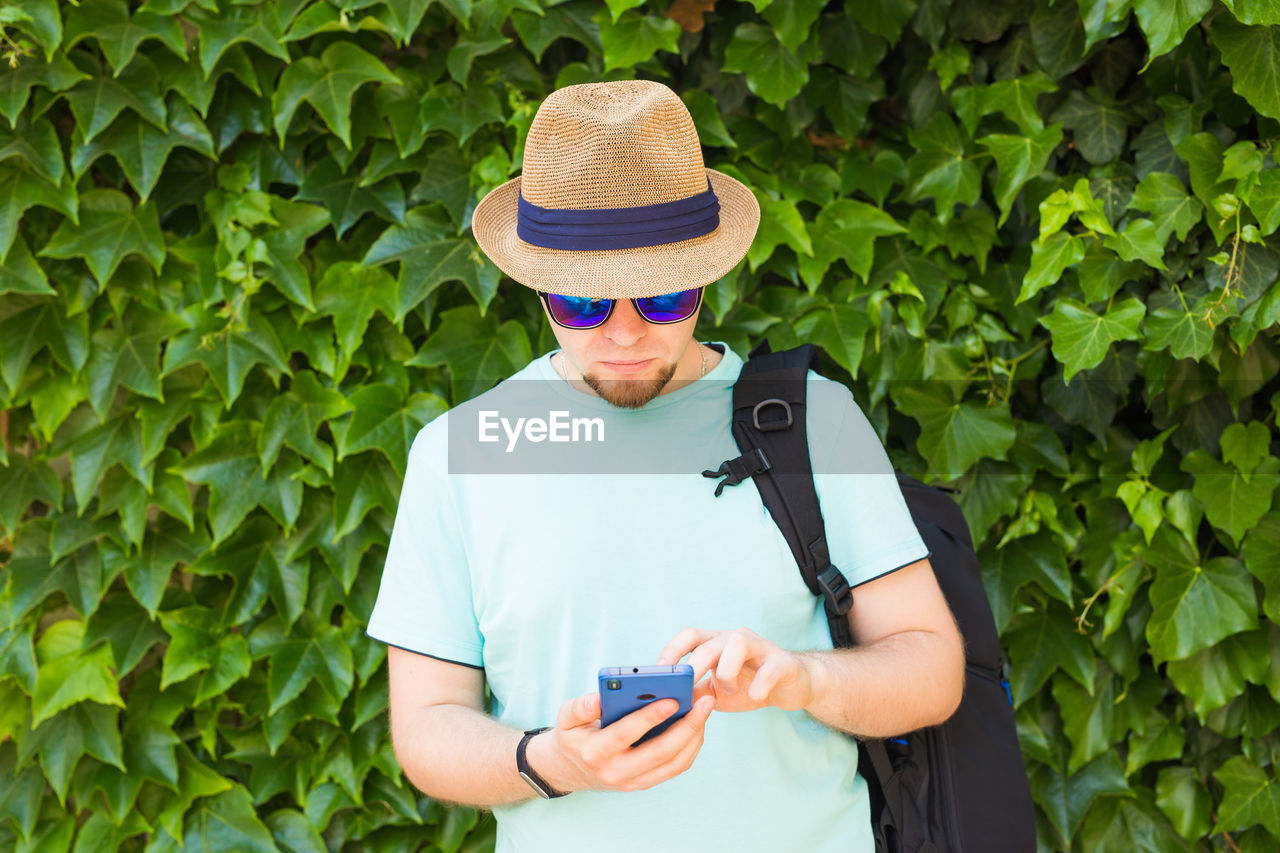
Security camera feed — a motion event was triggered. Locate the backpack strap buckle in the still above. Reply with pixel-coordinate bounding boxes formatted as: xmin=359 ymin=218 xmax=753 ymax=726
xmin=752 ymin=398 xmax=793 ymax=431
xmin=701 ymin=448 xmax=772 ymax=497
xmin=817 ymin=564 xmax=853 ymax=616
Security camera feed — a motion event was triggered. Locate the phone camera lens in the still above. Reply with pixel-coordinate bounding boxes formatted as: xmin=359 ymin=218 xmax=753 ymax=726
xmin=607 ymin=679 xmax=621 ymax=690
xmin=632 ymin=667 xmax=638 ymax=673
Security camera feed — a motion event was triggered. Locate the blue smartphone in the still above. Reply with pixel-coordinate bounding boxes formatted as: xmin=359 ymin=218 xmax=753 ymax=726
xmin=598 ymin=664 xmax=695 ymax=746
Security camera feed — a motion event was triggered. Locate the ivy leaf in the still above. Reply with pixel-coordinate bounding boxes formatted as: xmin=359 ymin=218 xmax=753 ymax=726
xmin=169 ymin=421 xmax=273 ymax=546
xmin=331 ymin=451 xmax=400 ymax=540
xmin=446 ymin=30 xmax=512 ymax=84
xmin=1040 ymin=296 xmax=1145 ymax=382
xmin=1243 ymin=513 xmax=1280 ymax=622
xmin=1212 ymin=18 xmax=1280 ymax=120
xmin=0 ymin=53 xmax=86 ymax=127
xmin=1132 ymin=0 xmax=1211 ymax=62
xmin=722 ymin=23 xmax=816 ymax=106
xmin=952 ymin=71 xmax=1058 ymax=137
xmin=1051 ymin=89 xmax=1133 ymax=165
xmin=408 ymin=305 xmax=532 ymax=402
xmin=61 ymin=413 xmax=145 ymax=513
xmin=261 ymin=618 xmax=355 ymax=713
xmin=747 ymin=195 xmax=813 ymax=270
xmin=187 ymin=5 xmax=289 ymax=78
xmin=331 ymin=383 xmax=448 ymax=477
xmin=259 ymin=198 xmax=330 ymax=311
xmin=980 ymin=124 xmax=1064 ymax=226
xmin=0 ymin=297 xmax=89 ymax=398
xmin=682 ymin=89 xmax=736 ymax=149
xmin=760 ymin=0 xmax=824 ymax=51
xmin=295 ymin=155 xmax=405 ymax=237
xmin=153 ymin=786 xmax=278 ymax=853
xmin=1166 ymin=629 xmax=1268 ymax=716
xmin=1144 ymin=527 xmax=1258 ymax=662
xmin=594 ymin=9 xmax=681 ymax=71
xmin=419 ymin=82 xmax=505 ymax=147
xmin=980 ymin=530 xmax=1073 ymax=632
xmin=1222 ymin=0 xmax=1280 ymax=25
xmin=83 ymin=595 xmax=168 ymax=677
xmin=70 ymin=96 xmax=215 ymax=201
xmin=1142 ymin=287 xmax=1215 ymax=360
xmin=1080 ymin=795 xmax=1192 ymax=853
xmin=189 ymin=516 xmax=308 ymax=628
xmin=1181 ymin=450 xmax=1280 ymax=546
xmin=0 ymin=238 xmax=48 ymax=299
xmin=158 ymin=606 xmax=252 ymax=702
xmin=39 ymin=189 xmax=163 ymax=286
xmin=1018 ymin=232 xmax=1087 ymax=305
xmin=0 ymin=162 xmax=78 ymax=260
xmin=1248 ymin=170 xmax=1280 ymax=236
xmin=808 ymin=66 xmax=882 ymax=143
xmin=362 ymin=209 xmax=501 ymax=316
xmin=62 ymin=0 xmax=185 ymax=75
xmin=1103 ymin=219 xmax=1168 ymax=269
xmin=1029 ymin=0 xmax=1087 ymax=80
xmin=16 ymin=702 xmax=123 ymax=802
xmin=63 ymin=61 xmax=167 ymax=145
xmin=1005 ymin=606 xmax=1098 ymax=705
xmin=85 ymin=304 xmax=185 ymax=418
xmin=162 ymin=309 xmax=292 ymax=409
xmin=0 ymin=456 xmax=61 ymax=535
xmin=410 ymin=144 xmax=471 ymax=231
xmin=0 ymin=116 xmax=63 ymax=185
xmin=120 ymin=518 xmax=208 ymax=617
xmin=1216 ymin=755 xmax=1280 ymax=836
xmin=894 ymin=383 xmax=1017 ymax=481
xmin=259 ymin=370 xmax=353 ymax=474
xmin=511 ymin=1 xmax=601 ymax=61
xmin=906 ymin=113 xmax=982 ymax=224
xmin=273 ymin=42 xmax=399 ymax=148
xmin=31 ymin=620 xmax=123 ymax=726
xmin=1127 ymin=171 xmax=1203 ymax=243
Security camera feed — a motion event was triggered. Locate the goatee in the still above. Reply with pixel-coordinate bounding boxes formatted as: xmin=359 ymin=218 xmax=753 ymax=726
xmin=582 ymin=361 xmax=679 ymax=409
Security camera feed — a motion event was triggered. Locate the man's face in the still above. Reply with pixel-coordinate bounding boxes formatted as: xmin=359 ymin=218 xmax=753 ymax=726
xmin=544 ymin=296 xmax=701 ymax=409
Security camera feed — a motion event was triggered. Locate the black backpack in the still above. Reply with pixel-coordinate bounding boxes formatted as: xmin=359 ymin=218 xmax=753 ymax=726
xmin=701 ymin=342 xmax=1036 ymax=853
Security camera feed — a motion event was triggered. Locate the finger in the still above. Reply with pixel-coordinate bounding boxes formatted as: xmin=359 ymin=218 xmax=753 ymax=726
xmin=685 ymin=635 xmax=730 ymax=683
xmin=748 ymin=656 xmax=784 ymax=703
xmin=656 ymin=627 xmax=716 ymax=666
xmin=619 ymin=699 xmax=713 ymax=791
xmin=715 ymin=631 xmax=753 ymax=690
xmin=558 ymin=691 xmax=601 ymax=729
xmin=602 ymin=698 xmax=680 ymax=751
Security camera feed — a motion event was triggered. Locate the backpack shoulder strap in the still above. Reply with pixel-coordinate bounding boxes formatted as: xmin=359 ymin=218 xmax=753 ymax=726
xmin=702 ymin=341 xmax=854 ymax=647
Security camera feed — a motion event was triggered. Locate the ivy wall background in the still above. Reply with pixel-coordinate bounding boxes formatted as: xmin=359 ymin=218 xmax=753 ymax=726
xmin=2 ymin=0 xmax=1280 ymax=850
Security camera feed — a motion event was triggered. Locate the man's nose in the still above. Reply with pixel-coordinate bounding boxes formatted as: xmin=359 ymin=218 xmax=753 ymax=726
xmin=602 ymin=299 xmax=646 ymax=346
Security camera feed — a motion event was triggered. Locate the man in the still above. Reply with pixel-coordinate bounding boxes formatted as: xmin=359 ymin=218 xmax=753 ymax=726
xmin=367 ymin=80 xmax=965 ymax=852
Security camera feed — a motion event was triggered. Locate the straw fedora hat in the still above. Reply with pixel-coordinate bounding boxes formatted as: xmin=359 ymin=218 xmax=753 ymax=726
xmin=471 ymin=80 xmax=760 ymax=299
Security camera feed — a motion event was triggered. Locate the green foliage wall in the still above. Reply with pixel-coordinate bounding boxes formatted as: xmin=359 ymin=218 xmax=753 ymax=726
xmin=3 ymin=0 xmax=1280 ymax=849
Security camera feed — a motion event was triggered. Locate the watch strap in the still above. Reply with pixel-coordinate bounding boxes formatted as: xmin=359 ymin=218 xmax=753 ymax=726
xmin=517 ymin=727 xmax=566 ymax=799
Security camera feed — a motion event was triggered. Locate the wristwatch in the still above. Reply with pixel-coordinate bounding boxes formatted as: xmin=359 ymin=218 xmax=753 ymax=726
xmin=517 ymin=727 xmax=567 ymax=799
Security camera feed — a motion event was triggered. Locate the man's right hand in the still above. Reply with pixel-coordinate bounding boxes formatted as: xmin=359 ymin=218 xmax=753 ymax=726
xmin=526 ymin=691 xmax=715 ymax=794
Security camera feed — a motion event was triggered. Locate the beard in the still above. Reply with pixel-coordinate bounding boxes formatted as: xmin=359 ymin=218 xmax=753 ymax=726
xmin=582 ymin=360 xmax=680 ymax=409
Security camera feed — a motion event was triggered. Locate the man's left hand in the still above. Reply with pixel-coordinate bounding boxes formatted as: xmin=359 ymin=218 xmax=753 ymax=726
xmin=657 ymin=627 xmax=819 ymax=714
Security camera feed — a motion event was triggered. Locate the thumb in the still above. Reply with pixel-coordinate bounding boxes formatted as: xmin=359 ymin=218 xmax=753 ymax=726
xmin=558 ymin=691 xmax=601 ymax=729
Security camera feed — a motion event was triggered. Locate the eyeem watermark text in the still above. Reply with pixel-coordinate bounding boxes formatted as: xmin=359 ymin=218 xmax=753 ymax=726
xmin=478 ymin=410 xmax=605 ymax=452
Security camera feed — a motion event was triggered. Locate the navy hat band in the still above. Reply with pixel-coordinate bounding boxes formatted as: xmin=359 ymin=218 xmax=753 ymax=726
xmin=516 ymin=178 xmax=721 ymax=251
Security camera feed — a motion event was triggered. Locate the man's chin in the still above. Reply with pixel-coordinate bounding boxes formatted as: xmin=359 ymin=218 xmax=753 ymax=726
xmin=583 ymin=362 xmax=679 ymax=409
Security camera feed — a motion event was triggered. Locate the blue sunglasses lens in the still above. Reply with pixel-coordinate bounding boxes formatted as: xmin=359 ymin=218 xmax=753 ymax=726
xmin=634 ymin=288 xmax=701 ymax=323
xmin=545 ymin=294 xmax=614 ymax=328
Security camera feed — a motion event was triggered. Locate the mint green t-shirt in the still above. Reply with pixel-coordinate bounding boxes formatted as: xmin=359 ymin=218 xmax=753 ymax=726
xmin=367 ymin=345 xmax=930 ymax=853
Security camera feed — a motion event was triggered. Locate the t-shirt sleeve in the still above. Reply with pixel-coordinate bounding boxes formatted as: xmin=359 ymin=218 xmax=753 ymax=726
xmin=366 ymin=423 xmax=484 ymax=668
xmin=808 ymin=380 xmax=930 ymax=588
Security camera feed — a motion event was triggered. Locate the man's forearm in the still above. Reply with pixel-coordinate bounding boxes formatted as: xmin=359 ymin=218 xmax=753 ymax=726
xmin=799 ymin=629 xmax=965 ymax=739
xmin=391 ymin=703 xmax=536 ymax=808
